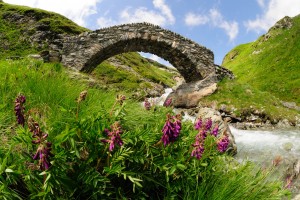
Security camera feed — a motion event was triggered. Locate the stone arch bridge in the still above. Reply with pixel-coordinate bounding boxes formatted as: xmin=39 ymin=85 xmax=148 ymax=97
xmin=49 ymin=23 xmax=228 ymax=107
xmin=60 ymin=22 xmax=215 ymax=83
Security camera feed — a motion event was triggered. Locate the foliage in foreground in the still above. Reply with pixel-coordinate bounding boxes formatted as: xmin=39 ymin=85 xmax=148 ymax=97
xmin=0 ymin=59 xmax=290 ymax=199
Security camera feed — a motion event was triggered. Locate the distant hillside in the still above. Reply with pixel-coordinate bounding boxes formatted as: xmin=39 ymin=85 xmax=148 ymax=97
xmin=0 ymin=2 xmax=178 ymax=95
xmin=223 ymin=15 xmax=300 ymax=104
xmin=0 ymin=2 xmax=88 ymax=59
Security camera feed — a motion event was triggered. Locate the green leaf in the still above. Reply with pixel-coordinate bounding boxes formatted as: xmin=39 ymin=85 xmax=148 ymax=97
xmin=201 ymin=163 xmax=208 ymax=167
xmin=4 ymin=168 xmax=13 ymax=173
xmin=0 ymin=157 xmax=7 ymax=174
xmin=39 ymin=171 xmax=47 ymax=176
xmin=170 ymin=166 xmax=177 ymax=175
xmin=176 ymin=163 xmax=187 ymax=170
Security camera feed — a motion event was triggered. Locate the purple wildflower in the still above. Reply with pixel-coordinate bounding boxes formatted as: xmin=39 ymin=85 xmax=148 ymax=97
xmin=29 ymin=117 xmax=53 ymax=170
xmin=163 ymin=98 xmax=172 ymax=107
xmin=217 ymin=133 xmax=229 ymax=153
xmin=199 ymin=129 xmax=207 ymax=139
xmin=144 ymin=98 xmax=151 ymax=110
xmin=116 ymin=94 xmax=126 ymax=105
xmin=101 ymin=121 xmax=124 ymax=151
xmin=161 ymin=114 xmax=181 ymax=146
xmin=77 ymin=90 xmax=88 ymax=103
xmin=172 ymin=114 xmax=182 ymax=139
xmin=191 ymin=133 xmax=205 ymax=160
xmin=211 ymin=124 xmax=219 ymax=137
xmin=194 ymin=117 xmax=202 ymax=130
xmin=14 ymin=94 xmax=26 ymax=126
xmin=205 ymin=118 xmax=212 ymax=130
xmin=285 ymin=175 xmax=293 ymax=189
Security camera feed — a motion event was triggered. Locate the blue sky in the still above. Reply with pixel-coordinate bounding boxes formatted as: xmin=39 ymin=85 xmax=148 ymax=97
xmin=4 ymin=0 xmax=300 ymax=66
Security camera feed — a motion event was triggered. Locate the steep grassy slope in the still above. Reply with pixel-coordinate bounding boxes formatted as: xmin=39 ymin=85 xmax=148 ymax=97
xmin=0 ymin=2 xmax=88 ymax=59
xmin=223 ymin=15 xmax=300 ymax=104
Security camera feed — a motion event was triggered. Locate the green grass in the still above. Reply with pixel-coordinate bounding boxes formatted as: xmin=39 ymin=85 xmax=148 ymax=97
xmin=114 ymin=52 xmax=177 ymax=87
xmin=202 ymin=78 xmax=299 ymax=122
xmin=92 ymin=52 xmax=177 ymax=94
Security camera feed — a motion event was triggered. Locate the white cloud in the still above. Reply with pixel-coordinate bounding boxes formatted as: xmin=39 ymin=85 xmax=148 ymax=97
xmin=4 ymin=0 xmax=100 ymax=26
xmin=185 ymin=12 xmax=209 ymax=26
xmin=257 ymin=0 xmax=266 ymax=8
xmin=97 ymin=17 xmax=118 ymax=28
xmin=97 ymin=0 xmax=175 ymax=28
xmin=119 ymin=7 xmax=168 ymax=25
xmin=209 ymin=9 xmax=239 ymax=42
xmin=245 ymin=0 xmax=300 ymax=33
xmin=153 ymin=0 xmax=175 ymax=24
xmin=184 ymin=9 xmax=239 ymax=41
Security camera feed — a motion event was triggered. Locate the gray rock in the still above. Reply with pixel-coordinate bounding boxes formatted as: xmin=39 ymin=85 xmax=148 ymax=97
xmin=27 ymin=54 xmax=43 ymax=60
xmin=281 ymin=101 xmax=300 ymax=111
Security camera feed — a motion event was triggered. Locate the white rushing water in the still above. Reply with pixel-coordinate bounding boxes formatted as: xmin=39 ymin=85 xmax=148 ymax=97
xmin=230 ymin=126 xmax=300 ymax=164
xmin=143 ymin=88 xmax=173 ymax=107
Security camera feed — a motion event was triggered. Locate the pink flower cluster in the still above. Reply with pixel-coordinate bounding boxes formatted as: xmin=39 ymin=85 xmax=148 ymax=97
xmin=101 ymin=121 xmax=124 ymax=151
xmin=191 ymin=117 xmax=229 ymax=160
xmin=161 ymin=114 xmax=181 ymax=146
xmin=163 ymin=98 xmax=172 ymax=107
xmin=144 ymin=98 xmax=151 ymax=110
xmin=14 ymin=94 xmax=26 ymax=126
xmin=29 ymin=117 xmax=54 ymax=170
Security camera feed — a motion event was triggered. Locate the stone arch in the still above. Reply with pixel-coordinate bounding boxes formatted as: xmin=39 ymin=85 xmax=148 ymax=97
xmin=61 ymin=23 xmax=215 ymax=83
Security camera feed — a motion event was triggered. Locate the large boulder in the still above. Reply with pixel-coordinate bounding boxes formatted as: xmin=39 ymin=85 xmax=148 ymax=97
xmin=167 ymin=74 xmax=218 ymax=108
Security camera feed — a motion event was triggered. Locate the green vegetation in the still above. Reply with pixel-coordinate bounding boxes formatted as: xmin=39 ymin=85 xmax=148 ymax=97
xmin=203 ymin=15 xmax=300 ymax=120
xmin=202 ymin=79 xmax=299 ymax=122
xmin=0 ymin=59 xmax=290 ymax=199
xmin=223 ymin=15 xmax=300 ymax=104
xmin=115 ymin=52 xmax=177 ymax=86
xmin=93 ymin=52 xmax=177 ymax=93
xmin=0 ymin=2 xmax=88 ymax=59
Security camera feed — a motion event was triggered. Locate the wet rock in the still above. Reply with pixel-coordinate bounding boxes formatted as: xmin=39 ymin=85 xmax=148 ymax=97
xmin=281 ymin=101 xmax=300 ymax=111
xmin=276 ymin=119 xmax=292 ymax=128
xmin=283 ymin=142 xmax=294 ymax=152
xmin=28 ymin=54 xmax=43 ymax=60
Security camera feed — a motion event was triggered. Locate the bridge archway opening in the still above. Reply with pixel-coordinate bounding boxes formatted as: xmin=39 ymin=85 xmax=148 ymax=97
xmin=139 ymin=52 xmax=174 ymax=69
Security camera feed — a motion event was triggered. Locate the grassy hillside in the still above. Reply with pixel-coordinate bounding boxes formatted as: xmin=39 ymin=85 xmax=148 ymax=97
xmin=0 ymin=2 xmax=88 ymax=59
xmin=223 ymin=15 xmax=300 ymax=104
xmin=93 ymin=52 xmax=178 ymax=94
xmin=202 ymin=15 xmax=300 ymax=122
